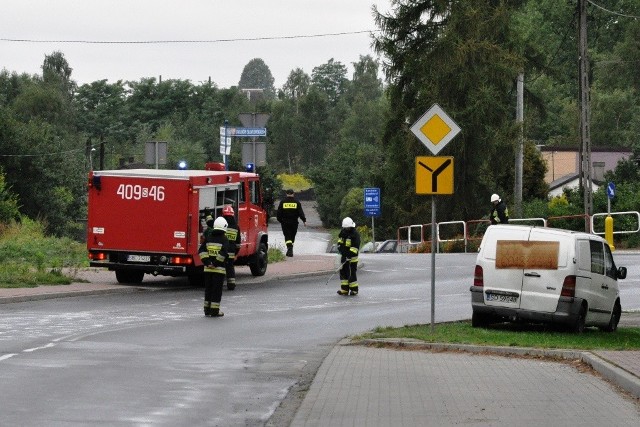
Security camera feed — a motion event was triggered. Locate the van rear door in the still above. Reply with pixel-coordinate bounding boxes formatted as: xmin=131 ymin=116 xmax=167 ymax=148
xmin=481 ymin=226 xmax=532 ymax=309
xmin=518 ymin=228 xmax=568 ymax=313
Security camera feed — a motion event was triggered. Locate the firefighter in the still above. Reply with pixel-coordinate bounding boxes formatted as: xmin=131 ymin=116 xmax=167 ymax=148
xmin=276 ymin=189 xmax=306 ymax=257
xmin=221 ymin=204 xmax=240 ymax=291
xmin=490 ymin=193 xmax=510 ymax=225
xmin=198 ymin=216 xmax=229 ymax=317
xmin=337 ymin=217 xmax=360 ymax=296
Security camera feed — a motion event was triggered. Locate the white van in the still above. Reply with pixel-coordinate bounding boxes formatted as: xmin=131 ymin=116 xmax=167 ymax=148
xmin=470 ymin=225 xmax=627 ymax=332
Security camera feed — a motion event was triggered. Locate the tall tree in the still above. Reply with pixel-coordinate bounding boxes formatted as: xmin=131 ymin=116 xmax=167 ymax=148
xmin=75 ymin=80 xmax=128 ymax=169
xmin=238 ymin=58 xmax=276 ymax=99
xmin=42 ymin=51 xmax=76 ymax=97
xmin=348 ymin=55 xmax=383 ymax=103
xmin=374 ymin=0 xmax=527 ymax=225
xmin=311 ymin=59 xmax=348 ymax=105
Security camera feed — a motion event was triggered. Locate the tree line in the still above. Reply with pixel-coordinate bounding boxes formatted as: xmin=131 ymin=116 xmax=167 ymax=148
xmin=1 ymin=0 xmax=639 ymax=241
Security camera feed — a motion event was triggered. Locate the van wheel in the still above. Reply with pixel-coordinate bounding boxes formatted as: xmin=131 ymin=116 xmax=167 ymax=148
xmin=472 ymin=312 xmax=491 ymax=328
xmin=249 ymin=243 xmax=268 ymax=276
xmin=115 ymin=270 xmax=144 ymax=284
xmin=572 ymin=304 xmax=587 ymax=333
xmin=602 ymin=301 xmax=621 ymax=333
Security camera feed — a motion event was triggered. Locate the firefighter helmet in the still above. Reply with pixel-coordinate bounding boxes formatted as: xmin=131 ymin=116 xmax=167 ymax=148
xmin=213 ymin=217 xmax=228 ymax=230
xmin=222 ymin=205 xmax=235 ymax=216
xmin=205 ymin=215 xmax=214 ymax=226
xmin=341 ymin=217 xmax=356 ymax=228
xmin=491 ymin=194 xmax=500 ymax=203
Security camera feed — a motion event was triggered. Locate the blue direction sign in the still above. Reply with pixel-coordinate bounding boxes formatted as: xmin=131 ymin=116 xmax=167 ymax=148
xmin=220 ymin=127 xmax=267 ymax=137
xmin=607 ymin=182 xmax=616 ymax=199
xmin=233 ymin=127 xmax=267 ymax=137
xmin=364 ymin=187 xmax=381 ymax=217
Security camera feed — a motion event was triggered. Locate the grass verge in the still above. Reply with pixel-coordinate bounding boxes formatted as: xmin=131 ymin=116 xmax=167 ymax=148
xmin=356 ymin=320 xmax=640 ymax=351
xmin=0 ymin=218 xmax=88 ymax=288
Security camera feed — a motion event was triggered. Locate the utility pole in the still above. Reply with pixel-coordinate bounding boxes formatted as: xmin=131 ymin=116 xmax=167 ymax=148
xmin=579 ymin=0 xmax=593 ymax=230
xmin=514 ymin=72 xmax=524 ymax=218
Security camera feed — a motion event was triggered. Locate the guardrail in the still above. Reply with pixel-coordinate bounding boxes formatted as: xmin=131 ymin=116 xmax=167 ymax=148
xmin=393 ymin=211 xmax=639 ymax=254
xmin=591 ymin=211 xmax=640 ymax=235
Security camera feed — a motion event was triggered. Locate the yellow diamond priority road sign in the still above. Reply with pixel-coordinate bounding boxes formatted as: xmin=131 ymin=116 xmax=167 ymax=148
xmin=410 ymin=104 xmax=461 ymax=155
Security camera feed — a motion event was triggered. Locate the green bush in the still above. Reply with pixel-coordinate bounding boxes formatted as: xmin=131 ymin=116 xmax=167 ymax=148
xmin=277 ymin=173 xmax=313 ymax=192
xmin=0 ymin=218 xmax=87 ymax=288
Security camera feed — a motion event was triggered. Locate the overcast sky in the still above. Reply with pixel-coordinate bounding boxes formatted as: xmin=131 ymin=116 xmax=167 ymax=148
xmin=1 ymin=0 xmax=392 ymax=89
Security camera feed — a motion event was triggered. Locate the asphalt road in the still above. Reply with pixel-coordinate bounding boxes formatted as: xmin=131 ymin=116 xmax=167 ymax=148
xmin=0 ymin=250 xmax=479 ymax=426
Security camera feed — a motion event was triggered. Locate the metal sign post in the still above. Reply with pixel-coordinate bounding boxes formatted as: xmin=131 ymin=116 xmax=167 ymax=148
xmin=431 ymin=196 xmax=436 ymax=332
xmin=410 ymin=104 xmax=461 ymax=332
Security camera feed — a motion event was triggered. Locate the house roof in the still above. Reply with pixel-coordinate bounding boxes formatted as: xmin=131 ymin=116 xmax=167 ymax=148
xmin=539 ymin=146 xmax=632 ymax=153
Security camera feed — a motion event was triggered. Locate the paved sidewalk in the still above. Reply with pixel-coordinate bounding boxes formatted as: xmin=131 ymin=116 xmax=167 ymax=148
xmin=290 ymin=341 xmax=640 ymax=427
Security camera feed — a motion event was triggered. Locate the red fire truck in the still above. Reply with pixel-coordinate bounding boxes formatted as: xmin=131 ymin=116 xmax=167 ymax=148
xmin=87 ymin=163 xmax=268 ymax=284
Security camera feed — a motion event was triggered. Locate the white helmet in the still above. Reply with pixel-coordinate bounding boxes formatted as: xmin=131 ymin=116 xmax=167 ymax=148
xmin=341 ymin=217 xmax=356 ymax=228
xmin=491 ymin=194 xmax=500 ymax=203
xmin=213 ymin=217 xmax=228 ymax=230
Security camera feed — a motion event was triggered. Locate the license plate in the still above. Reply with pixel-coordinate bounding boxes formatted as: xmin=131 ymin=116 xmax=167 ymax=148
xmin=486 ymin=293 xmax=518 ymax=303
xmin=127 ymin=255 xmax=150 ymax=263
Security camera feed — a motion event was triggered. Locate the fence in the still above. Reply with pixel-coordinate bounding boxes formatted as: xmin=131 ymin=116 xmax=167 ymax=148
xmin=393 ymin=211 xmax=640 ymax=254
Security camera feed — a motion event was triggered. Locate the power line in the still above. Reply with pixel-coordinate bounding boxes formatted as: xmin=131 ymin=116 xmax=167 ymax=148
xmin=0 ymin=146 xmax=89 ymax=158
xmin=0 ymin=30 xmax=376 ymax=45
xmin=587 ymin=0 xmax=640 ymax=19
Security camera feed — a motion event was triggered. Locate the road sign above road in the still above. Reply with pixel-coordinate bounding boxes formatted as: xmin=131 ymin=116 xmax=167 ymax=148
xmin=410 ymin=104 xmax=461 ymax=155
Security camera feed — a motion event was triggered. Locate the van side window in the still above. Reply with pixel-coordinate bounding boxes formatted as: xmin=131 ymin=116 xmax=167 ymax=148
xmin=577 ymin=240 xmax=591 ymax=271
xmin=604 ymin=245 xmax=617 ymax=279
xmin=589 ymin=240 xmax=604 ymax=275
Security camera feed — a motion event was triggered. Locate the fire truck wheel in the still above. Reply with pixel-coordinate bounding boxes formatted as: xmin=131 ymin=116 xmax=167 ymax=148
xmin=115 ymin=270 xmax=144 ymax=284
xmin=249 ymin=242 xmax=268 ymax=276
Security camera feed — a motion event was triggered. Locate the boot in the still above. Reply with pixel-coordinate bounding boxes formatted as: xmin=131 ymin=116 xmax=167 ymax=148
xmin=338 ymin=281 xmax=349 ymax=296
xmin=286 ymin=246 xmax=293 ymax=257
xmin=204 ymin=301 xmax=211 ymax=317
xmin=227 ymin=278 xmax=236 ymax=291
xmin=210 ymin=308 xmax=224 ymax=317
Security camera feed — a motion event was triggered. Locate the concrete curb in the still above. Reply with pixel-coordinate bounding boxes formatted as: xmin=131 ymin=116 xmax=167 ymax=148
xmin=355 ymin=338 xmax=640 ymax=399
xmin=582 ymin=352 xmax=640 ymax=398
xmin=0 ymin=286 xmax=145 ymax=305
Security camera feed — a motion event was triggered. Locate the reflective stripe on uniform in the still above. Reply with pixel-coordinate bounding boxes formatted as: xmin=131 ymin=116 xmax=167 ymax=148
xmin=204 ymin=266 xmax=226 ymax=274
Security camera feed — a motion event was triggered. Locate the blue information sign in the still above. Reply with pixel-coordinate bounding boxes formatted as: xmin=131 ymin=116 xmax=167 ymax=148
xmin=364 ymin=187 xmax=381 ymax=217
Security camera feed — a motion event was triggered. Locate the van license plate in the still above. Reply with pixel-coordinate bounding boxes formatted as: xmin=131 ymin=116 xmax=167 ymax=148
xmin=127 ymin=255 xmax=150 ymax=263
xmin=486 ymin=294 xmax=518 ymax=303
